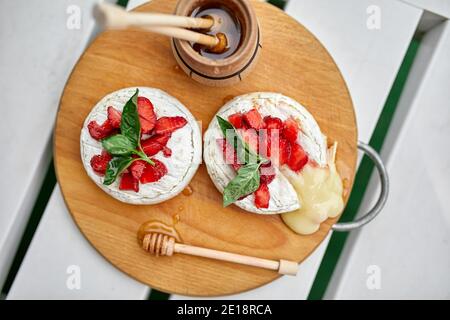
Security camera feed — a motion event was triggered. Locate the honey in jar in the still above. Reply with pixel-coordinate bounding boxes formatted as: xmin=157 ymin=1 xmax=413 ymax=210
xmin=190 ymin=4 xmax=242 ymax=59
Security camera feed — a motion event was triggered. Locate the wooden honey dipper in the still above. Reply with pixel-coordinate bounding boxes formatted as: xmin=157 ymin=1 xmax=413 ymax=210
xmin=141 ymin=232 xmax=298 ymax=276
xmin=94 ymin=2 xmax=228 ymax=53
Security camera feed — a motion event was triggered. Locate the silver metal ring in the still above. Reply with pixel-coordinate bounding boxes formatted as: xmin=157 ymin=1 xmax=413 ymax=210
xmin=332 ymin=141 xmax=389 ymax=232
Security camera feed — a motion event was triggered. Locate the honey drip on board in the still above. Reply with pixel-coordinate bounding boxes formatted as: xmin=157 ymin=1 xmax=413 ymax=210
xmin=182 ymin=185 xmax=194 ymax=196
xmin=172 ymin=214 xmax=180 ymax=225
xmin=137 ymin=220 xmax=182 ymax=246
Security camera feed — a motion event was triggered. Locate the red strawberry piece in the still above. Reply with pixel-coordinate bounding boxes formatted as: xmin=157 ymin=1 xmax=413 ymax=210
xmin=243 ymin=108 xmax=265 ymax=130
xmin=87 ymin=120 xmax=114 ymax=140
xmin=259 ymin=130 xmax=269 ymax=158
xmin=217 ymin=138 xmax=241 ymax=171
xmin=263 ymin=116 xmax=283 ymax=130
xmin=278 ymin=138 xmax=290 ymax=165
xmin=101 ymin=149 xmax=112 ymax=159
xmin=288 ymin=142 xmax=309 ymax=172
xmin=260 ymin=162 xmax=275 ymax=185
xmin=261 ymin=161 xmax=272 ymax=168
xmin=254 ymin=183 xmax=270 ymax=209
xmin=259 ymin=128 xmax=281 ymax=158
xmin=228 ymin=112 xmax=244 ymax=129
xmin=130 ymin=160 xmax=146 ymax=180
xmin=162 ymin=146 xmax=172 ymax=157
xmin=137 ymin=97 xmax=157 ymax=133
xmin=107 ymin=106 xmax=122 ymax=129
xmin=141 ymin=133 xmax=171 ymax=156
xmin=153 ymin=159 xmax=168 ymax=178
xmin=239 ymin=128 xmax=259 ymax=154
xmin=141 ymin=139 xmax=162 ymax=156
xmin=154 ymin=116 xmax=187 ymax=135
xmin=153 ymin=133 xmax=171 ymax=145
xmin=270 ymin=137 xmax=290 ymax=166
xmin=90 ymin=150 xmax=112 ymax=175
xmin=282 ymin=117 xmax=299 ymax=143
xmin=119 ymin=172 xmax=139 ymax=192
xmin=140 ymin=159 xmax=168 ymax=184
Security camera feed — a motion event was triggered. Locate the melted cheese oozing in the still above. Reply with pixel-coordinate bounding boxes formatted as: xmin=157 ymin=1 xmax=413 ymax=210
xmin=281 ymin=144 xmax=344 ymax=235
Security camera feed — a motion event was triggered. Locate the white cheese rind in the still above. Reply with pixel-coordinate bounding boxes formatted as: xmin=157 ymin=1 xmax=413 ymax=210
xmin=203 ymin=92 xmax=327 ymax=215
xmin=80 ymin=87 xmax=202 ymax=205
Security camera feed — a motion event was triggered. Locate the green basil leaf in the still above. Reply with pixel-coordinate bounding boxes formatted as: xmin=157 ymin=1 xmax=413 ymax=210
xmin=223 ymin=162 xmax=261 ymax=207
xmin=217 ymin=115 xmax=234 ymax=136
xmin=216 ymin=116 xmax=265 ymax=165
xmin=103 ymin=156 xmax=135 ymax=186
xmin=217 ymin=116 xmax=247 ymax=164
xmin=102 ymin=134 xmax=136 ymax=156
xmin=120 ymin=89 xmax=140 ymax=147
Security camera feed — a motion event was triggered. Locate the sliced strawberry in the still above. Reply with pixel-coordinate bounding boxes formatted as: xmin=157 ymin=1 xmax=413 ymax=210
xmin=261 ymin=161 xmax=272 ymax=167
xmin=267 ymin=133 xmax=289 ymax=166
xmin=141 ymin=139 xmax=163 ymax=156
xmin=278 ymin=138 xmax=290 ymax=165
xmin=90 ymin=150 xmax=112 ymax=175
xmin=217 ymin=138 xmax=241 ymax=171
xmin=254 ymin=183 xmax=270 ymax=209
xmin=152 ymin=133 xmax=171 ymax=146
xmin=259 ymin=128 xmax=281 ymax=158
xmin=228 ymin=112 xmax=244 ymax=129
xmin=119 ymin=172 xmax=139 ymax=192
xmin=154 ymin=160 xmax=168 ymax=178
xmin=87 ymin=120 xmax=115 ymax=140
xmin=243 ymin=108 xmax=265 ymax=130
xmin=154 ymin=116 xmax=187 ymax=135
xmin=130 ymin=160 xmax=146 ymax=180
xmin=141 ymin=133 xmax=171 ymax=156
xmin=259 ymin=117 xmax=283 ymax=157
xmin=282 ymin=117 xmax=299 ymax=143
xmin=259 ymin=130 xmax=268 ymax=158
xmin=162 ymin=146 xmax=172 ymax=157
xmin=137 ymin=97 xmax=157 ymax=133
xmin=260 ymin=162 xmax=275 ymax=185
xmin=140 ymin=159 xmax=168 ymax=184
xmin=107 ymin=106 xmax=122 ymax=129
xmin=102 ymin=149 xmax=112 ymax=158
xmin=288 ymin=142 xmax=309 ymax=171
xmin=263 ymin=116 xmax=283 ymax=130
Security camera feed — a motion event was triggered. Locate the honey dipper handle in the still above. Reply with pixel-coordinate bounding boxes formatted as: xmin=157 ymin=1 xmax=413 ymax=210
xmin=141 ymin=26 xmax=219 ymax=47
xmin=95 ymin=3 xmax=214 ymax=29
xmin=173 ymin=243 xmax=298 ymax=276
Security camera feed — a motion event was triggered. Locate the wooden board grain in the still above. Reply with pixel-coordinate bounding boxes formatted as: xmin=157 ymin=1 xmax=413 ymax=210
xmin=54 ymin=0 xmax=357 ymax=296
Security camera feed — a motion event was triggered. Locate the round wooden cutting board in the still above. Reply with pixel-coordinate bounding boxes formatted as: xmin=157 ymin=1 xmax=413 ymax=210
xmin=54 ymin=0 xmax=357 ymax=296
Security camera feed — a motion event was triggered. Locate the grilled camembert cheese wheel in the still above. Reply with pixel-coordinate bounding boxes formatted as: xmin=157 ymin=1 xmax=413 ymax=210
xmin=80 ymin=87 xmax=202 ymax=205
xmin=204 ymin=92 xmax=343 ymax=234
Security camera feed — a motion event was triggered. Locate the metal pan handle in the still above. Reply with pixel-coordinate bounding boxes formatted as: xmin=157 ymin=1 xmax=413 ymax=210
xmin=332 ymin=141 xmax=389 ymax=232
